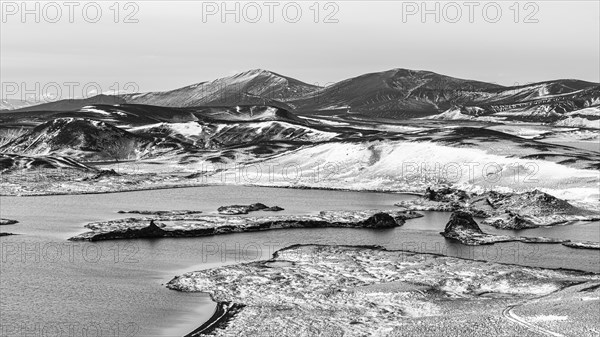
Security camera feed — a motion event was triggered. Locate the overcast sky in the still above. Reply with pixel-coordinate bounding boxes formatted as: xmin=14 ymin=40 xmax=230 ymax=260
xmin=1 ymin=0 xmax=599 ymax=99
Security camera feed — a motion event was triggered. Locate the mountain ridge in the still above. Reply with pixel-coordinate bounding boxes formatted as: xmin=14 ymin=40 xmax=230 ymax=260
xmin=9 ymin=68 xmax=599 ymax=121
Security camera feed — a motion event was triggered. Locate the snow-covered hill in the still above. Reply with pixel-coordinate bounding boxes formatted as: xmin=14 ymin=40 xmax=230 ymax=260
xmin=11 ymin=68 xmax=599 ymax=123
xmin=129 ymin=120 xmax=339 ymax=149
xmin=0 ymin=118 xmax=180 ymax=161
xmin=121 ymin=69 xmax=321 ymax=108
xmin=204 ymin=139 xmax=600 ymax=206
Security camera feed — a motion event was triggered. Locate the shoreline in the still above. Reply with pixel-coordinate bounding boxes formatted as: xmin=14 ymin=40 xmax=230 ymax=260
xmin=277 ymin=243 xmax=600 ymax=275
xmin=68 ymin=211 xmax=411 ymax=241
xmin=5 ymin=182 xmax=598 ymax=335
xmin=67 ymin=206 xmax=600 ymax=252
xmin=0 ymin=181 xmax=425 ymax=197
xmin=172 ymin=243 xmax=600 ymax=336
xmin=183 ymin=302 xmax=244 ymax=337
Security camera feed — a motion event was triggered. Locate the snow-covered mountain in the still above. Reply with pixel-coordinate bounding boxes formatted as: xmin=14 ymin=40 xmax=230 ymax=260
xmin=116 ymin=69 xmax=600 ymax=121
xmin=12 ymin=69 xmax=599 ymax=124
xmin=120 ymin=69 xmax=321 ymax=108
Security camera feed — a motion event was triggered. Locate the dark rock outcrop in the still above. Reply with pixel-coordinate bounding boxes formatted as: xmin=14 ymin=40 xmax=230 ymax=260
xmin=185 ymin=172 xmax=204 ymax=179
xmin=425 ymin=187 xmax=470 ymax=203
xmin=487 ymin=211 xmax=537 ymax=230
xmin=88 ymin=220 xmax=166 ymax=241
xmin=0 ymin=218 xmax=19 ymax=225
xmin=443 ymin=211 xmax=483 ymax=234
xmin=440 ymin=211 xmax=503 ymax=245
xmin=263 ymin=206 xmax=284 ymax=212
xmin=440 ymin=211 xmax=590 ymax=247
xmin=359 ymin=213 xmax=398 ymax=228
xmin=218 ymin=203 xmax=277 ymax=215
xmin=397 ymin=187 xmax=599 ymax=228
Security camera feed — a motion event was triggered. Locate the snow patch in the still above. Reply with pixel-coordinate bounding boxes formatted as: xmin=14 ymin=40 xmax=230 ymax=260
xmin=227 ymin=140 xmax=600 ymax=204
xmin=422 ymin=108 xmax=474 ymax=121
xmin=80 ymin=106 xmax=127 ymax=116
xmin=566 ymin=106 xmax=600 ymax=117
xmin=554 ymin=117 xmax=600 ymax=129
xmin=129 ymin=122 xmax=205 ymax=136
xmin=80 ymin=106 xmax=111 ymax=116
xmin=167 ymin=122 xmax=205 ymax=136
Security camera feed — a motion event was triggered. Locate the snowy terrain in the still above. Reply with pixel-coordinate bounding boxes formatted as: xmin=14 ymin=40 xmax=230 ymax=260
xmin=1 ymin=69 xmax=598 ymax=211
xmin=167 ymin=244 xmax=600 ymax=336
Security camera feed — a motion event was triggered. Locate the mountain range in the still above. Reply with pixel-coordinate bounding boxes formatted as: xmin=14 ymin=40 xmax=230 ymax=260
xmin=0 ymin=69 xmax=598 ymax=219
xmin=6 ymin=68 xmax=599 ymax=123
xmin=1 ymin=68 xmax=598 ymax=200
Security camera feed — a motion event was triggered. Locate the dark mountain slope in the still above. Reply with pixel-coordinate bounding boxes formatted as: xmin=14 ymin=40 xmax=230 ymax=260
xmin=288 ymin=68 xmax=505 ymax=116
xmin=13 ymin=95 xmax=126 ymax=112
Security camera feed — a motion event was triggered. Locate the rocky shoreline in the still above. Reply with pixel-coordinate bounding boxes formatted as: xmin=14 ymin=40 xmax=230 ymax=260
xmin=67 ymin=206 xmax=600 ymax=250
xmin=440 ymin=211 xmax=599 ymax=249
xmin=562 ymin=241 xmax=600 ymax=250
xmin=217 ymin=203 xmax=284 ymax=215
xmin=4 ymin=177 xmax=598 ymax=230
xmin=396 ymin=187 xmax=600 ymax=229
xmin=168 ymin=244 xmax=600 ymax=336
xmin=69 ymin=209 xmax=422 ymax=241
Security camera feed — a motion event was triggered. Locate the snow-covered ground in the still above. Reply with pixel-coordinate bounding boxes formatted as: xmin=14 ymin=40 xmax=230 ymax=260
xmin=129 ymin=120 xmax=340 ymax=143
xmin=554 ymin=117 xmax=600 ymax=129
xmin=80 ymin=105 xmax=127 ymax=116
xmin=189 ymin=140 xmax=599 ymax=206
xmin=167 ymin=244 xmax=600 ymax=337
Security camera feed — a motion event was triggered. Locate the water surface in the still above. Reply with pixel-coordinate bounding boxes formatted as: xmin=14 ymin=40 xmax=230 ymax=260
xmin=1 ymin=186 xmax=598 ymax=337
xmin=0 ymin=186 xmax=413 ymax=336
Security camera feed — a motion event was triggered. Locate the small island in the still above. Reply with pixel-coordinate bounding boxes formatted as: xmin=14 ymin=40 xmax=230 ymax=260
xmin=440 ymin=211 xmax=597 ymax=249
xmin=0 ymin=218 xmax=18 ymax=226
xmin=69 ymin=209 xmax=422 ymax=241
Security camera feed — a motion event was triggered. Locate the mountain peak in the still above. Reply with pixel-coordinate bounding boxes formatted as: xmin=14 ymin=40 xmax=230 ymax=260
xmin=389 ymin=68 xmax=429 ymax=76
xmin=234 ymin=68 xmax=277 ymax=78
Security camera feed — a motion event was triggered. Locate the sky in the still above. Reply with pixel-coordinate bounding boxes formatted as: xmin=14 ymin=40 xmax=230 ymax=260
xmin=1 ymin=0 xmax=599 ymax=100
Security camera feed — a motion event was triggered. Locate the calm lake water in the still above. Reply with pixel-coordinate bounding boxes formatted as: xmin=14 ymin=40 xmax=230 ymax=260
xmin=541 ymin=140 xmax=600 ymax=153
xmin=0 ymin=186 xmax=413 ymax=337
xmin=0 ymin=186 xmax=598 ymax=337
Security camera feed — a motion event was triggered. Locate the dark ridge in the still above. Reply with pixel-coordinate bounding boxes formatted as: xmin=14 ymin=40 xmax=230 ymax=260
xmin=13 ymin=94 xmax=126 ymax=112
xmin=443 ymin=211 xmax=483 ymax=234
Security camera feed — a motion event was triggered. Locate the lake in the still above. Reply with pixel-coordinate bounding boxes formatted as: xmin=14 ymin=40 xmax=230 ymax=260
xmin=0 ymin=186 xmax=598 ymax=336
